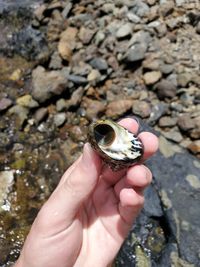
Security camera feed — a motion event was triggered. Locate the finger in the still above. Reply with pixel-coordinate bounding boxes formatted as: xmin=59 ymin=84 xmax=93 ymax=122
xmin=118 ymin=188 xmax=144 ymax=233
xmin=101 ymin=118 xmax=139 ymax=185
xmin=36 ymin=143 xmax=102 ymax=235
xmin=138 ymin=132 xmax=159 ymax=161
xmin=126 ymin=165 xmax=152 ymax=188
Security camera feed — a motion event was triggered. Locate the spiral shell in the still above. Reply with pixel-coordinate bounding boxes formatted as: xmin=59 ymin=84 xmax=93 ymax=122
xmin=88 ymin=119 xmax=143 ymax=171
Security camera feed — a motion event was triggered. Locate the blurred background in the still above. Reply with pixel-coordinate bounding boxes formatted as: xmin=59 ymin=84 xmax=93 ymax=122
xmin=0 ymin=0 xmax=200 ymax=266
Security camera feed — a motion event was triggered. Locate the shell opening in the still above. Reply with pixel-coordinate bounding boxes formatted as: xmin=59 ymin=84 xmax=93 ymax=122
xmin=94 ymin=124 xmax=115 ymax=147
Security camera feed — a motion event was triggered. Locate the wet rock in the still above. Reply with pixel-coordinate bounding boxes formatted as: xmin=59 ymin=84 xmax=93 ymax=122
xmin=34 ymin=107 xmax=48 ymax=124
xmin=143 ymin=71 xmax=162 ymax=85
xmin=16 ymin=95 xmax=39 ymax=109
xmin=116 ymin=23 xmax=132 ymax=39
xmin=0 ymin=171 xmax=14 ymax=211
xmin=188 ymin=140 xmax=200 ymax=155
xmin=31 ymin=66 xmax=68 ymax=103
xmin=53 ymin=112 xmax=66 ymax=127
xmin=78 ymin=27 xmax=96 ymax=45
xmin=89 ymin=58 xmax=108 ymax=72
xmin=132 ymin=100 xmax=151 ymax=118
xmin=177 ymin=114 xmax=195 ymax=132
xmin=156 ymin=79 xmax=177 ymax=99
xmin=11 ymin=25 xmax=49 ymax=62
xmin=106 ymin=99 xmax=133 ymax=119
xmin=0 ymin=98 xmax=13 ymax=111
xmin=159 ymin=116 xmax=177 ymax=127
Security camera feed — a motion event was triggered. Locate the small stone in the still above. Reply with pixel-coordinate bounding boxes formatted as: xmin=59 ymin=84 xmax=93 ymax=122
xmin=175 ymin=0 xmax=186 ymax=6
xmin=9 ymin=69 xmax=22 ymax=81
xmin=159 ymin=116 xmax=177 ymax=127
xmin=159 ymin=136 xmax=176 ymax=158
xmin=132 ymin=100 xmax=151 ymax=118
xmin=78 ymin=27 xmax=96 ymax=45
xmin=148 ymin=103 xmax=168 ymax=125
xmin=49 ymin=51 xmax=62 ymax=69
xmin=34 ymin=108 xmax=48 ymax=123
xmin=32 ymin=66 xmax=68 ymax=103
xmin=66 ymin=87 xmax=84 ymax=109
xmin=125 ymin=43 xmax=147 ymax=62
xmin=186 ymin=175 xmax=200 ymax=189
xmin=16 ymin=95 xmax=39 ymax=108
xmin=0 ymin=171 xmax=14 ymax=211
xmin=0 ymin=98 xmax=12 ymax=111
xmin=9 ymin=105 xmax=29 ymax=127
xmin=177 ymin=114 xmax=195 ymax=132
xmin=53 ymin=113 xmax=66 ymax=127
xmin=188 ymin=140 xmax=200 ymax=155
xmin=177 ymin=72 xmax=193 ymax=87
xmin=67 ymin=74 xmax=87 ymax=85
xmin=106 ymin=99 xmax=133 ymax=119
xmin=62 ymin=2 xmax=73 ymax=18
xmin=116 ymin=23 xmax=132 ymax=39
xmin=162 ymin=127 xmax=183 ymax=143
xmin=87 ymin=69 xmax=101 ymax=82
xmin=89 ymin=58 xmax=108 ymax=71
xmin=82 ymin=98 xmax=105 ymax=120
xmin=56 ymin=99 xmax=66 ymax=112
xmin=58 ymin=41 xmax=72 ymax=61
xmin=190 ymin=116 xmax=200 ymax=139
xmin=143 ymin=71 xmax=162 ymax=85
xmin=127 ymin=13 xmax=140 ymax=23
xmin=156 ymin=79 xmax=177 ymax=99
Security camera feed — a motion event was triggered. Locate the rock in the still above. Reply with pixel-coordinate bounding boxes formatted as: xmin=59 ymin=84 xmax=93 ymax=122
xmin=132 ymin=100 xmax=151 ymax=118
xmin=177 ymin=114 xmax=195 ymax=132
xmin=87 ymin=69 xmax=101 ymax=83
xmin=143 ymin=71 xmax=162 ymax=85
xmin=156 ymin=79 xmax=177 ymax=99
xmin=162 ymin=127 xmax=183 ymax=143
xmin=188 ymin=140 xmax=200 ymax=155
xmin=56 ymin=99 xmax=66 ymax=112
xmin=0 ymin=98 xmax=12 ymax=111
xmin=159 ymin=116 xmax=177 ymax=127
xmin=78 ymin=27 xmax=96 ymax=45
xmin=67 ymin=74 xmax=87 ymax=85
xmin=8 ymin=105 xmax=29 ymax=127
xmin=89 ymin=58 xmax=108 ymax=72
xmin=9 ymin=69 xmax=22 ymax=81
xmin=106 ymin=99 xmax=133 ymax=119
xmin=34 ymin=108 xmax=48 ymax=124
xmin=66 ymin=87 xmax=84 ymax=109
xmin=16 ymin=95 xmax=39 ymax=108
xmin=53 ymin=113 xmax=66 ymax=127
xmin=11 ymin=25 xmax=49 ymax=62
xmin=58 ymin=27 xmax=78 ymax=61
xmin=127 ymin=13 xmax=140 ymax=23
xmin=31 ymin=66 xmax=68 ymax=103
xmin=0 ymin=171 xmax=14 ymax=211
xmin=49 ymin=51 xmax=62 ymax=69
xmin=116 ymin=23 xmax=132 ymax=39
xmin=177 ymin=72 xmax=193 ymax=87
xmin=62 ymin=2 xmax=73 ymax=18
xmin=196 ymin=21 xmax=200 ymax=34
xmin=190 ymin=116 xmax=200 ymax=139
xmin=82 ymin=98 xmax=105 ymax=120
xmin=68 ymin=125 xmax=87 ymax=142
xmin=175 ymin=0 xmax=186 ymax=6
xmin=130 ymin=1 xmax=150 ymax=17
xmin=148 ymin=102 xmax=168 ymax=125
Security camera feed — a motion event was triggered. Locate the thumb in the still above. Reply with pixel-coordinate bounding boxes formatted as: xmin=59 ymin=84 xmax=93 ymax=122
xmin=36 ymin=143 xmax=102 ymax=234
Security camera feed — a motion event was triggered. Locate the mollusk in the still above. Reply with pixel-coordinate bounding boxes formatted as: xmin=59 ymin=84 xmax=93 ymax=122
xmin=88 ymin=119 xmax=143 ymax=171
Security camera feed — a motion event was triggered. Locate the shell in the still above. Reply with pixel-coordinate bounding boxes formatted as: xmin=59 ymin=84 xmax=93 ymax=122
xmin=88 ymin=119 xmax=143 ymax=171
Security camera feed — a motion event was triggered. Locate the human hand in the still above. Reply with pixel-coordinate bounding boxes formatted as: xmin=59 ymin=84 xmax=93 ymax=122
xmin=15 ymin=118 xmax=158 ymax=267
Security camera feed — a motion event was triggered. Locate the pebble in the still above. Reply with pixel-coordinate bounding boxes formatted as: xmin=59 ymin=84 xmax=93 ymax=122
xmin=58 ymin=41 xmax=72 ymax=61
xmin=53 ymin=112 xmax=66 ymax=127
xmin=16 ymin=95 xmax=39 ymax=108
xmin=34 ymin=108 xmax=48 ymax=123
xmin=116 ymin=23 xmax=132 ymax=39
xmin=78 ymin=27 xmax=96 ymax=45
xmin=82 ymin=98 xmax=105 ymax=120
xmin=87 ymin=69 xmax=101 ymax=83
xmin=0 ymin=171 xmax=14 ymax=211
xmin=32 ymin=66 xmax=68 ymax=103
xmin=156 ymin=79 xmax=177 ymax=99
xmin=0 ymin=98 xmax=13 ymax=111
xmin=159 ymin=116 xmax=177 ymax=127
xmin=196 ymin=21 xmax=200 ymax=34
xmin=89 ymin=58 xmax=108 ymax=72
xmin=188 ymin=140 xmax=200 ymax=155
xmin=8 ymin=105 xmax=29 ymax=127
xmin=106 ymin=99 xmax=133 ymax=119
xmin=143 ymin=71 xmax=162 ymax=85
xmin=148 ymin=103 xmax=168 ymax=125
xmin=56 ymin=99 xmax=66 ymax=112
xmin=49 ymin=51 xmax=62 ymax=69
xmin=162 ymin=127 xmax=183 ymax=143
xmin=132 ymin=100 xmax=151 ymax=118
xmin=177 ymin=114 xmax=195 ymax=132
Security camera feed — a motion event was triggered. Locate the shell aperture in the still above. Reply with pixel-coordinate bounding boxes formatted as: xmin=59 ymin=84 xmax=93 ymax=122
xmin=88 ymin=119 xmax=144 ymax=170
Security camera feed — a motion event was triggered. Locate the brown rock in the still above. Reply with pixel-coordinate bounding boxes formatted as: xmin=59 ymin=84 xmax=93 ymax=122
xmin=177 ymin=114 xmax=195 ymax=132
xmin=132 ymin=100 xmax=151 ymax=118
xmin=78 ymin=27 xmax=96 ymax=45
xmin=106 ymin=99 xmax=133 ymax=119
xmin=188 ymin=140 xmax=200 ymax=155
xmin=143 ymin=71 xmax=162 ymax=85
xmin=82 ymin=98 xmax=105 ymax=120
xmin=66 ymin=87 xmax=84 ymax=109
xmin=156 ymin=79 xmax=177 ymax=99
xmin=58 ymin=41 xmax=72 ymax=61
xmin=190 ymin=116 xmax=200 ymax=139
xmin=159 ymin=116 xmax=177 ymax=127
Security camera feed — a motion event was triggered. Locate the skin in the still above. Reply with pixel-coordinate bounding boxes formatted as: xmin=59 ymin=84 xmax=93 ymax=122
xmin=15 ymin=118 xmax=158 ymax=267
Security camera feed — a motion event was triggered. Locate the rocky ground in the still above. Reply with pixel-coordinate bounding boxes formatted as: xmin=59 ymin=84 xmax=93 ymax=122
xmin=0 ymin=0 xmax=200 ymax=266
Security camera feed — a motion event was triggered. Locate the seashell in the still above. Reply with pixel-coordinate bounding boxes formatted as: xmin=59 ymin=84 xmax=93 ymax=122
xmin=88 ymin=119 xmax=143 ymax=171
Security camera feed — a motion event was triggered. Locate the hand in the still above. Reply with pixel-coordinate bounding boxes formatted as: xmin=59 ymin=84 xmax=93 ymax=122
xmin=15 ymin=118 xmax=158 ymax=267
